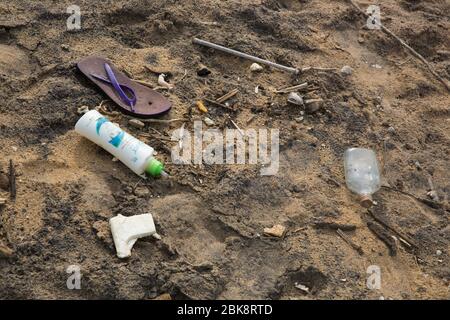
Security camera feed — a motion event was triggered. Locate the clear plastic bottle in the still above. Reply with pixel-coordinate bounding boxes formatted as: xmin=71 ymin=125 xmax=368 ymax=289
xmin=344 ymin=148 xmax=381 ymax=207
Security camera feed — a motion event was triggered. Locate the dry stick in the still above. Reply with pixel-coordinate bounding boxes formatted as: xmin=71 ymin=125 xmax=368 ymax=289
xmin=367 ymin=222 xmax=398 ymax=256
xmin=133 ymin=79 xmax=155 ymax=88
xmin=229 ymin=118 xmax=244 ymax=136
xmin=348 ymin=0 xmax=450 ymax=92
xmin=126 ymin=116 xmax=187 ymax=124
xmin=336 ymin=229 xmax=364 ymax=255
xmin=216 ymin=89 xmax=239 ymax=103
xmin=366 ymin=209 xmax=417 ymax=249
xmin=276 ymin=82 xmax=309 ymax=93
xmin=8 ymin=160 xmax=16 ymax=199
xmin=203 ymin=98 xmax=234 ymax=111
xmin=381 ymin=185 xmax=448 ymax=211
xmin=314 ymin=222 xmax=357 ymax=231
xmin=301 ymin=67 xmax=338 ymax=72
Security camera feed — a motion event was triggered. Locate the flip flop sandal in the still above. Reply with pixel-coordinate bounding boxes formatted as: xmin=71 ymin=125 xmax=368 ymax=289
xmin=77 ymin=56 xmax=172 ymax=117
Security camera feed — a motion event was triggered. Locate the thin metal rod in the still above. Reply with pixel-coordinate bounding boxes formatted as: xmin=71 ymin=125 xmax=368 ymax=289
xmin=193 ymin=38 xmax=299 ymax=74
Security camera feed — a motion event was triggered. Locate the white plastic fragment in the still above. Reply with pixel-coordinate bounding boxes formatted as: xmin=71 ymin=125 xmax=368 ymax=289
xmin=158 ymin=74 xmax=174 ymax=89
xmin=110 ymin=213 xmax=157 ymax=258
xmin=250 ymin=63 xmax=263 ymax=72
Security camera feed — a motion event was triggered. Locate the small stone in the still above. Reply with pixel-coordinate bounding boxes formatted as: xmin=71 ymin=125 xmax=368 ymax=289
xmin=263 ymin=224 xmax=286 ymax=237
xmin=414 ymin=161 xmax=422 ymax=171
xmin=371 ymin=64 xmax=382 ymax=69
xmin=11 ymin=146 xmax=18 ymax=152
xmin=112 ymin=157 xmax=118 ymax=162
xmin=61 ymin=44 xmax=69 ymax=51
xmin=77 ymin=105 xmax=89 ymax=115
xmin=193 ymin=261 xmax=214 ymax=272
xmin=436 ymin=250 xmax=442 ymax=256
xmin=379 ymin=296 xmax=385 ymax=300
xmin=305 ymin=99 xmax=323 ymax=113
xmin=128 ymin=119 xmax=145 ymax=129
xmin=134 ymin=186 xmax=150 ymax=197
xmin=197 ymin=64 xmax=211 ymax=77
xmin=250 ymin=63 xmax=263 ymax=72
xmin=358 ymin=36 xmax=365 ymax=44
xmin=294 ymin=117 xmax=304 ymax=123
xmin=0 ymin=198 xmax=7 ymax=206
xmin=340 ymin=65 xmax=353 ymax=76
xmin=153 ymin=293 xmax=172 ymax=300
xmin=203 ymin=117 xmax=215 ymax=126
xmin=427 ymin=190 xmax=439 ymax=201
xmin=0 ymin=243 xmax=13 ymax=258
xmin=0 ymin=173 xmax=9 ymax=190
xmin=387 ymin=126 xmax=396 ymax=134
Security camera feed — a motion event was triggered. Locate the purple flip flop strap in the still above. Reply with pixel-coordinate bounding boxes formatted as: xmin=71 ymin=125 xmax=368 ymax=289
xmin=91 ymin=63 xmax=137 ymax=112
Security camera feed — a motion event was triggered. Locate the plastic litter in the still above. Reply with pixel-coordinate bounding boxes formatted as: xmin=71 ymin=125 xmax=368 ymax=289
xmin=75 ymin=110 xmax=167 ymax=178
xmin=158 ymin=73 xmax=174 ymax=89
xmin=344 ymin=148 xmax=381 ymax=207
xmin=192 ymin=38 xmax=299 ymax=74
xmin=110 ymin=213 xmax=157 ymax=258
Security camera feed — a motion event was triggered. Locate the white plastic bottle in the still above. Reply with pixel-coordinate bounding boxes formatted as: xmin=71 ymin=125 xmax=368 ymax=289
xmin=75 ymin=110 xmax=166 ymax=178
xmin=344 ymin=148 xmax=381 ymax=207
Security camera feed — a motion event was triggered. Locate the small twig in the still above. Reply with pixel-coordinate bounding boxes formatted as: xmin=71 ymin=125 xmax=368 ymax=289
xmin=144 ymin=65 xmax=170 ymax=75
xmin=125 ymin=116 xmax=187 ymax=124
xmin=381 ymin=185 xmax=448 ymax=212
xmin=216 ymin=89 xmax=239 ymax=103
xmin=348 ymin=0 xmax=450 ymax=92
xmin=204 ymin=98 xmax=234 ymax=111
xmin=367 ymin=221 xmax=397 ymax=256
xmin=395 ymin=57 xmax=413 ymax=66
xmin=276 ymin=82 xmax=308 ymax=93
xmin=336 ymin=229 xmax=364 ymax=255
xmin=366 ymin=209 xmax=417 ymax=249
xmin=314 ymin=222 xmax=357 ymax=231
xmin=133 ymin=79 xmax=155 ymax=88
xmin=178 ymin=69 xmax=188 ymax=82
xmin=229 ymin=118 xmax=244 ymax=137
xmin=9 ymin=160 xmax=16 ymax=199
xmin=301 ymin=67 xmax=338 ymax=73
xmin=304 ymin=98 xmax=324 ymax=105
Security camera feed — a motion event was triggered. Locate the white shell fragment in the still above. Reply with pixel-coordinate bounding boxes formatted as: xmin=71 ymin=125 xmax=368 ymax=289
xmin=203 ymin=117 xmax=215 ymax=126
xmin=287 ymin=92 xmax=304 ymax=106
xmin=250 ymin=63 xmax=263 ymax=72
xmin=340 ymin=65 xmax=353 ymax=76
xmin=110 ymin=213 xmax=157 ymax=258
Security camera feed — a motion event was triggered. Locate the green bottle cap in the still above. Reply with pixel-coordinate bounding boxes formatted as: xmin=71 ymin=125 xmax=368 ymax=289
xmin=145 ymin=158 xmax=164 ymax=177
